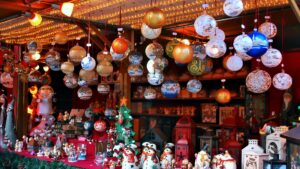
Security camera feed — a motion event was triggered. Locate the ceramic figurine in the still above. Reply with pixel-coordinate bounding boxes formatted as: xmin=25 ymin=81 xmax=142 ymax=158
xmin=63 ymin=111 xmax=70 ymax=122
xmin=212 ymin=151 xmax=236 ymax=169
xmin=95 ymin=152 xmax=106 ymax=166
xmin=14 ymin=139 xmax=23 ymax=152
xmin=122 ymin=144 xmax=139 ymax=169
xmin=160 ymin=143 xmax=175 ymax=169
xmin=113 ymin=142 xmax=125 ymax=159
xmin=77 ymin=144 xmax=87 ymax=160
xmin=67 ymin=144 xmax=78 ymax=162
xmin=37 ymin=149 xmax=44 ymax=157
xmin=181 ymin=159 xmax=193 ymax=169
xmin=140 ymin=142 xmax=150 ymax=168
xmin=194 ymin=150 xmax=211 ymax=169
xmin=143 ymin=143 xmax=160 ymax=169
xmin=51 ymin=145 xmax=61 ymax=160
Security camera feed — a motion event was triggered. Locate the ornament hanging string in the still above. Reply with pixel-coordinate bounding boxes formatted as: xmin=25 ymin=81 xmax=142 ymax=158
xmin=281 ymin=7 xmax=285 ymax=65
xmin=254 ymin=0 xmax=260 ymax=28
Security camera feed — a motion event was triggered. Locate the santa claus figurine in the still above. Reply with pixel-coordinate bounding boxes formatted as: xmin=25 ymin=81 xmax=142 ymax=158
xmin=160 ymin=143 xmax=175 ymax=169
xmin=143 ymin=143 xmax=160 ymax=169
xmin=139 ymin=142 xmax=150 ymax=168
xmin=122 ymin=144 xmax=139 ymax=169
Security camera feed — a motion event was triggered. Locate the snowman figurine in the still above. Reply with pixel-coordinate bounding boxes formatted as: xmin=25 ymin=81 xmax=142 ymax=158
xmin=122 ymin=144 xmax=139 ymax=169
xmin=139 ymin=142 xmax=150 ymax=168
xmin=160 ymin=143 xmax=175 ymax=169
xmin=143 ymin=143 xmax=160 ymax=169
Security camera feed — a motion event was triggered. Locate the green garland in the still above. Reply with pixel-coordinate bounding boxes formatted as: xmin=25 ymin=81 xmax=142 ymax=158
xmin=0 ymin=151 xmax=82 ymax=169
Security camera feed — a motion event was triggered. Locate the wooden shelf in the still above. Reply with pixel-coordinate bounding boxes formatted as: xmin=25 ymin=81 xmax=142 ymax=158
xmin=131 ymin=113 xmax=195 ymax=118
xmin=131 ymin=97 xmax=245 ymax=102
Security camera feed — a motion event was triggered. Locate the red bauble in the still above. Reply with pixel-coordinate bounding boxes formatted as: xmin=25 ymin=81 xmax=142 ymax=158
xmin=111 ymin=37 xmax=129 ymax=54
xmin=94 ymin=119 xmax=107 ymax=132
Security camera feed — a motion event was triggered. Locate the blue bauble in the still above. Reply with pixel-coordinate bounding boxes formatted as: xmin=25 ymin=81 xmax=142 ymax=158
xmin=247 ymin=30 xmax=269 ymax=58
xmin=161 ymin=80 xmax=180 ymax=98
xmin=84 ymin=121 xmax=94 ymax=131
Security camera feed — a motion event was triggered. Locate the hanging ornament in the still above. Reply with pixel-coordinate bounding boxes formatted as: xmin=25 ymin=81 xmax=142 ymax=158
xmin=79 ymin=69 xmax=98 ymax=85
xmin=154 ymin=57 xmax=168 ymax=71
xmin=215 ymin=79 xmax=231 ymax=104
xmin=128 ymin=51 xmax=143 ymax=65
xmin=191 ymin=41 xmax=206 ymax=60
xmin=246 ymin=28 xmax=269 ymax=58
xmin=27 ymin=41 xmax=39 ymax=53
xmin=81 ymin=53 xmax=96 ymax=71
xmin=234 ymin=24 xmax=253 ymax=53
xmin=206 ymin=39 xmax=227 ymax=58
xmin=0 ymin=72 xmax=13 ymax=88
xmin=147 ymin=72 xmax=164 ymax=86
xmin=236 ymin=51 xmax=253 ymax=61
xmin=187 ymin=79 xmax=202 ymax=93
xmin=209 ymin=27 xmax=226 ymax=41
xmin=94 ymin=119 xmax=107 ymax=132
xmin=77 ymin=78 xmax=88 ymax=87
xmin=273 ymin=64 xmax=292 ymax=90
xmin=223 ymin=0 xmax=244 ymax=17
xmin=69 ymin=43 xmax=87 ymax=65
xmin=173 ymin=43 xmax=194 ymax=64
xmin=28 ymin=70 xmax=41 ymax=83
xmin=226 ymin=53 xmax=243 ymax=72
xmin=77 ymin=86 xmax=93 ymax=100
xmin=110 ymin=46 xmax=130 ymax=61
xmin=144 ymin=87 xmax=157 ymax=100
xmin=128 ymin=64 xmax=144 ymax=77
xmin=49 ymin=62 xmax=61 ymax=71
xmin=194 ymin=4 xmax=217 ymax=37
xmin=96 ymin=60 xmax=113 ymax=77
xmin=146 ymin=59 xmax=155 ymax=74
xmin=45 ymin=48 xmax=61 ymax=67
xmin=97 ymin=49 xmax=113 ymax=62
xmin=61 ymin=60 xmax=74 ymax=75
xmin=63 ymin=73 xmax=78 ymax=89
xmin=141 ymin=23 xmax=162 ymax=39
xmin=188 ymin=57 xmax=213 ymax=76
xmin=40 ymin=74 xmax=51 ymax=85
xmin=54 ymin=31 xmax=68 ymax=45
xmin=112 ymin=28 xmax=129 ymax=54
xmin=259 ymin=16 xmax=277 ymax=39
xmin=161 ymin=80 xmax=180 ymax=98
xmin=144 ymin=7 xmax=166 ymax=29
xmin=165 ymin=33 xmax=181 ymax=58
xmin=118 ymin=113 xmax=123 ymax=124
xmin=261 ymin=41 xmax=282 ymax=68
xmin=246 ymin=62 xmax=272 ymax=93
xmin=3 ymin=63 xmax=13 ymax=73
xmin=97 ymin=84 xmax=110 ymax=94
xmin=145 ymin=41 xmax=164 ymax=60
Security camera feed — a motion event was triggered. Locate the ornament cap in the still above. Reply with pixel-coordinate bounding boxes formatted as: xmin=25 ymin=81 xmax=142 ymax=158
xmin=202 ymin=3 xmax=209 ymax=9
xmin=265 ymin=16 xmax=271 ymax=20
xmin=241 ymin=24 xmax=245 ymax=29
xmin=76 ymin=37 xmax=81 ymax=41
xmin=172 ymin=32 xmax=178 ymax=36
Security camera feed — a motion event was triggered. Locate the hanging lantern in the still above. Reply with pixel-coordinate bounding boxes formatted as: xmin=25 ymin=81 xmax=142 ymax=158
xmin=54 ymin=31 xmax=68 ymax=45
xmin=188 ymin=58 xmax=212 ymax=76
xmin=215 ymin=79 xmax=231 ymax=104
xmin=110 ymin=46 xmax=129 ymax=61
xmin=77 ymin=86 xmax=93 ymax=100
xmin=226 ymin=54 xmax=243 ymax=72
xmin=97 ymin=49 xmax=113 ymax=62
xmin=209 ymin=27 xmax=225 ymax=41
xmin=233 ymin=33 xmax=253 ymax=53
xmin=261 ymin=47 xmax=282 ymax=68
xmin=147 ymin=72 xmax=164 ymax=86
xmin=154 ymin=57 xmax=168 ymax=72
xmin=247 ymin=30 xmax=269 ymax=58
xmin=223 ymin=0 xmax=244 ymax=17
xmin=161 ymin=80 xmax=181 ymax=98
xmin=173 ymin=43 xmax=194 ymax=64
xmin=0 ymin=72 xmax=13 ymax=88
xmin=166 ymin=37 xmax=181 ymax=58
xmin=236 ymin=51 xmax=253 ymax=61
xmin=191 ymin=41 xmax=206 ymax=60
xmin=206 ymin=39 xmax=227 ymax=58
xmin=144 ymin=7 xmax=166 ymax=29
xmin=187 ymin=79 xmax=202 ymax=93
xmin=112 ymin=36 xmax=129 ymax=54
xmin=144 ymin=87 xmax=157 ymax=100
xmin=127 ymin=64 xmax=144 ymax=77
xmin=246 ymin=68 xmax=272 ymax=93
xmin=146 ymin=59 xmax=155 ymax=74
xmin=194 ymin=11 xmax=217 ymax=37
xmin=97 ymin=84 xmax=110 ymax=94
xmin=141 ymin=23 xmax=162 ymax=39
xmin=69 ymin=43 xmax=87 ymax=65
xmin=128 ymin=51 xmax=143 ymax=65
xmin=145 ymin=42 xmax=164 ymax=60
xmin=28 ymin=12 xmax=42 ymax=26
xmin=45 ymin=48 xmax=61 ymax=67
xmin=94 ymin=119 xmax=107 ymax=132
xmin=259 ymin=16 xmax=277 ymax=39
xmin=273 ymin=65 xmax=292 ymax=90
xmin=81 ymin=53 xmax=96 ymax=71
xmin=96 ymin=60 xmax=113 ymax=77
xmin=61 ymin=60 xmax=74 ymax=75
xmin=63 ymin=73 xmax=78 ymax=89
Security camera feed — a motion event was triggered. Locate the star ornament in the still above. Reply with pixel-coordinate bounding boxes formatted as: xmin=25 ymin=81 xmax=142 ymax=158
xmin=120 ymin=97 xmax=128 ymax=106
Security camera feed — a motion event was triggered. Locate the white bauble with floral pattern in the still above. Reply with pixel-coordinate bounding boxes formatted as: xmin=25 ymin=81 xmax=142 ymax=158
xmin=259 ymin=20 xmax=277 ymax=39
xmin=141 ymin=23 xmax=162 ymax=40
xmin=273 ymin=72 xmax=292 ymax=90
xmin=261 ymin=48 xmax=282 ymax=68
xmin=145 ymin=42 xmax=164 ymax=60
xmin=246 ymin=69 xmax=272 ymax=93
xmin=226 ymin=54 xmax=243 ymax=71
xmin=236 ymin=52 xmax=253 ymax=61
xmin=206 ymin=39 xmax=227 ymax=58
xmin=223 ymin=0 xmax=244 ymax=17
xmin=194 ymin=13 xmax=217 ymax=37
xmin=147 ymin=72 xmax=164 ymax=86
xmin=233 ymin=33 xmax=253 ymax=53
xmin=209 ymin=27 xmax=225 ymax=41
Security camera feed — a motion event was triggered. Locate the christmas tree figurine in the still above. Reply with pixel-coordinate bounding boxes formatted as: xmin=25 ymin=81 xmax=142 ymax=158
xmin=115 ymin=97 xmax=135 ymax=145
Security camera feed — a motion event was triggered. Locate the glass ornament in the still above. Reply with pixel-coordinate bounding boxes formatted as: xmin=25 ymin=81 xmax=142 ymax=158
xmin=261 ymin=47 xmax=282 ymax=68
xmin=143 ymin=7 xmax=166 ymax=29
xmin=40 ymin=74 xmax=51 ymax=85
xmin=97 ymin=84 xmax=110 ymax=94
xmin=49 ymin=62 xmax=61 ymax=71
xmin=28 ymin=70 xmax=41 ymax=83
xmin=226 ymin=54 xmax=243 ymax=71
xmin=187 ymin=79 xmax=202 ymax=93
xmin=128 ymin=51 xmax=143 ymax=65
xmin=191 ymin=42 xmax=206 ymax=60
xmin=273 ymin=67 xmax=292 ymax=90
xmin=141 ymin=23 xmax=162 ymax=39
xmin=259 ymin=17 xmax=277 ymax=39
xmin=69 ymin=44 xmax=87 ymax=65
xmin=233 ymin=33 xmax=253 ymax=53
xmin=61 ymin=60 xmax=74 ymax=75
xmin=94 ymin=119 xmax=107 ymax=132
xmin=84 ymin=121 xmax=93 ymax=130
xmin=79 ymin=69 xmax=98 ymax=85
xmin=54 ymin=31 xmax=68 ymax=45
xmin=206 ymin=39 xmax=227 ymax=58
xmin=246 ymin=69 xmax=272 ymax=93
xmin=173 ymin=43 xmax=194 ymax=64
xmin=110 ymin=46 xmax=129 ymax=61
xmin=145 ymin=42 xmax=164 ymax=60
xmin=188 ymin=58 xmax=212 ymax=76
xmin=147 ymin=72 xmax=164 ymax=86
xmin=77 ymin=86 xmax=93 ymax=100
xmin=154 ymin=57 xmax=168 ymax=71
xmin=27 ymin=41 xmax=39 ymax=52
xmin=127 ymin=64 xmax=144 ymax=77
xmin=81 ymin=53 xmax=96 ymax=71
xmin=161 ymin=80 xmax=180 ymax=98
xmin=111 ymin=36 xmax=129 ymax=54
xmin=77 ymin=78 xmax=88 ymax=87
xmin=246 ymin=30 xmax=269 ymax=58
xmin=147 ymin=60 xmax=155 ymax=74
xmin=194 ymin=12 xmax=217 ymax=37
xmin=96 ymin=60 xmax=113 ymax=77
xmin=165 ymin=38 xmax=181 ymax=58
xmin=97 ymin=50 xmax=112 ymax=62
xmin=215 ymin=88 xmax=231 ymax=104
xmin=236 ymin=51 xmax=253 ymax=61
xmin=45 ymin=49 xmax=61 ymax=67
xmin=63 ymin=74 xmax=78 ymax=89
xmin=223 ymin=0 xmax=244 ymax=17
xmin=144 ymin=87 xmax=157 ymax=100
xmin=209 ymin=27 xmax=225 ymax=41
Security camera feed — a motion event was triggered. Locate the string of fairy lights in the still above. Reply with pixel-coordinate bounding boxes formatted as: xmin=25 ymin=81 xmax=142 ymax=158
xmin=0 ymin=0 xmax=289 ymax=45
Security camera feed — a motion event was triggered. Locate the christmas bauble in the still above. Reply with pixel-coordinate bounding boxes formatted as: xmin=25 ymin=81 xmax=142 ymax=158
xmin=27 ymin=41 xmax=39 ymax=52
xmin=128 ymin=51 xmax=143 ymax=65
xmin=246 ymin=69 xmax=271 ymax=93
xmin=38 ymin=85 xmax=54 ymax=98
xmin=261 ymin=48 xmax=282 ymax=68
xmin=110 ymin=46 xmax=129 ymax=61
xmin=49 ymin=62 xmax=61 ymax=71
xmin=28 ymin=70 xmax=41 ymax=83
xmin=97 ymin=84 xmax=110 ymax=94
xmin=61 ymin=60 xmax=74 ymax=75
xmin=154 ymin=57 xmax=168 ymax=71
xmin=81 ymin=53 xmax=96 ymax=71
xmin=0 ymin=72 xmax=13 ymax=88
xmin=63 ymin=74 xmax=78 ymax=89
xmin=77 ymin=78 xmax=88 ymax=87
xmin=187 ymin=79 xmax=202 ymax=93
xmin=85 ymin=108 xmax=93 ymax=119
xmin=246 ymin=30 xmax=269 ymax=58
xmin=226 ymin=54 xmax=243 ymax=71
xmin=259 ymin=20 xmax=277 ymax=38
xmin=45 ymin=49 xmax=60 ymax=67
xmin=54 ymin=31 xmax=68 ymax=45
xmin=77 ymin=86 xmax=93 ymax=100
xmin=144 ymin=7 xmax=166 ymax=29
xmin=161 ymin=80 xmax=180 ymax=98
xmin=173 ymin=43 xmax=194 ymax=64
xmin=272 ymin=72 xmax=292 ymax=90
xmin=112 ymin=37 xmax=129 ymax=54
xmin=233 ymin=33 xmax=253 ymax=53
xmin=128 ymin=64 xmax=144 ymax=77
xmin=141 ymin=23 xmax=162 ymax=39
xmin=215 ymin=88 xmax=231 ymax=104
xmin=3 ymin=64 xmax=13 ymax=73
xmin=147 ymin=72 xmax=164 ymax=86
xmin=97 ymin=50 xmax=113 ymax=62
xmin=191 ymin=42 xmax=206 ymax=60
xmin=94 ymin=119 xmax=107 ymax=132
xmin=84 ymin=121 xmax=93 ymax=131
xmin=69 ymin=44 xmax=87 ymax=65
xmin=194 ymin=13 xmax=217 ymax=37
xmin=2 ymin=50 xmax=15 ymax=62
xmin=145 ymin=42 xmax=164 ymax=60
xmin=166 ymin=38 xmax=181 ymax=58
xmin=96 ymin=60 xmax=113 ymax=77
xmin=236 ymin=51 xmax=252 ymax=61
xmin=209 ymin=27 xmax=225 ymax=41
xmin=146 ymin=60 xmax=155 ymax=73
xmin=40 ymin=74 xmax=51 ymax=85
xmin=104 ymin=108 xmax=115 ymax=117
xmin=79 ymin=69 xmax=97 ymax=83
xmin=144 ymin=87 xmax=157 ymax=99
xmin=188 ymin=58 xmax=212 ymax=76
xmin=223 ymin=0 xmax=244 ymax=17
xmin=206 ymin=39 xmax=227 ymax=58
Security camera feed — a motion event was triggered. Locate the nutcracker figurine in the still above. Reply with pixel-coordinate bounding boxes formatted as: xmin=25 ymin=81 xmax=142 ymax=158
xmin=160 ymin=143 xmax=175 ymax=169
xmin=122 ymin=144 xmax=139 ymax=169
xmin=143 ymin=143 xmax=160 ymax=169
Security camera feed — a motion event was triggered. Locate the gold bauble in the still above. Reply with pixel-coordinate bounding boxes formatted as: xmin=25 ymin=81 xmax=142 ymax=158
xmin=61 ymin=60 xmax=74 ymax=75
xmin=173 ymin=43 xmax=194 ymax=64
xmin=215 ymin=88 xmax=231 ymax=104
xmin=165 ymin=38 xmax=180 ymax=58
xmin=69 ymin=44 xmax=87 ymax=65
xmin=144 ymin=7 xmax=166 ymax=29
xmin=97 ymin=50 xmax=113 ymax=62
xmin=54 ymin=32 xmax=68 ymax=45
xmin=79 ymin=69 xmax=97 ymax=82
xmin=96 ymin=60 xmax=113 ymax=77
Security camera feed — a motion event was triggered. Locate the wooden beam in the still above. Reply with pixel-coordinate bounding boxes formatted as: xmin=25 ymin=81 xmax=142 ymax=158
xmin=76 ymin=22 xmax=104 ymax=50
xmin=0 ymin=0 xmax=45 ymax=11
xmin=289 ymin=0 xmax=300 ymax=22
xmin=89 ymin=23 xmax=111 ymax=47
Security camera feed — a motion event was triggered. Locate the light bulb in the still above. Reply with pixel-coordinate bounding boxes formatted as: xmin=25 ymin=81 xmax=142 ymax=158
xmin=32 ymin=52 xmax=41 ymax=60
xmin=43 ymin=65 xmax=49 ymax=72
xmin=61 ymin=2 xmax=74 ymax=17
xmin=34 ymin=65 xmax=40 ymax=70
xmin=28 ymin=13 xmax=42 ymax=26
xmin=181 ymin=39 xmax=190 ymax=45
xmin=27 ymin=106 xmax=34 ymax=114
